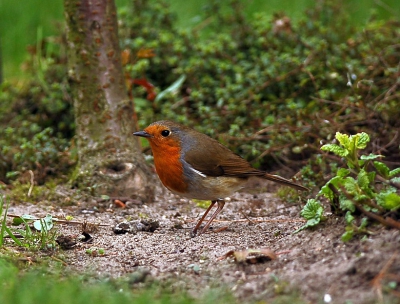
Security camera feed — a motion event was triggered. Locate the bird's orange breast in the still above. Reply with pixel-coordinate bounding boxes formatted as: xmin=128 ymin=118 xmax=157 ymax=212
xmin=149 ymin=141 xmax=188 ymax=194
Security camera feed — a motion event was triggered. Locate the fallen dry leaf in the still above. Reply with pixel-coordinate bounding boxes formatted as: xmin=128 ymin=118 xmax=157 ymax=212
xmin=218 ymin=248 xmax=278 ymax=263
xmin=114 ymin=199 xmax=126 ymax=208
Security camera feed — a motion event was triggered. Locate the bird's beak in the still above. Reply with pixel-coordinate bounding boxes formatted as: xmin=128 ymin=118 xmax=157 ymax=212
xmin=133 ymin=130 xmax=152 ymax=138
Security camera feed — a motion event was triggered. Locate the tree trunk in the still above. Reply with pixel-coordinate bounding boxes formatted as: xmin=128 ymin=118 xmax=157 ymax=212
xmin=64 ymin=0 xmax=154 ymax=201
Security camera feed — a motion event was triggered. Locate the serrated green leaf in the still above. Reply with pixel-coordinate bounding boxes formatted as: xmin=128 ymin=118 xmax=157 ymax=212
xmin=389 ymin=167 xmax=400 ymax=178
xmin=300 ymin=199 xmax=324 ymax=220
xmin=390 ymin=177 xmax=400 ymax=184
xmin=344 ymin=177 xmax=358 ymax=195
xmin=337 ymin=168 xmax=350 ymax=178
xmin=294 ymin=199 xmax=324 ymax=233
xmin=376 ymin=192 xmax=400 ymax=210
xmin=319 ymin=175 xmax=343 ymax=200
xmin=100 ymin=195 xmax=110 ymax=200
xmin=339 ymin=195 xmax=356 ymax=212
xmin=321 ymin=144 xmax=348 ymax=157
xmin=335 ymin=132 xmax=350 ymax=149
xmin=361 ymin=154 xmax=383 ymax=160
xmin=329 ymin=175 xmax=345 ymax=187
xmin=354 ymin=132 xmax=370 ymax=149
xmin=319 ymin=184 xmax=333 ymax=201
xmin=374 ymin=161 xmax=390 ymax=179
xmin=357 ymin=169 xmax=371 ymax=190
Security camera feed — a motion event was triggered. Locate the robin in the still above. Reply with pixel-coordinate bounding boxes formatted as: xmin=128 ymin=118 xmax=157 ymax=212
xmin=134 ymin=120 xmax=308 ymax=237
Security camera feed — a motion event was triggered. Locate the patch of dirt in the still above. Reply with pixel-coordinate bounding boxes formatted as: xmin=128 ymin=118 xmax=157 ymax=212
xmin=7 ymin=180 xmax=400 ymax=303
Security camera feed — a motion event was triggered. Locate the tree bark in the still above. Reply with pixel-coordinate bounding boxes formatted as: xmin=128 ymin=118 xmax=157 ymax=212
xmin=64 ymin=0 xmax=154 ymax=201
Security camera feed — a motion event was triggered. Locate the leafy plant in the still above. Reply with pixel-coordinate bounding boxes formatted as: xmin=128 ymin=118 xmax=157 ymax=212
xmin=0 ymin=196 xmax=59 ymax=250
xmin=294 ymin=199 xmax=325 ymax=233
xmin=303 ymin=132 xmax=400 ymax=241
xmin=0 ymin=195 xmax=23 ymax=247
xmin=0 ymin=30 xmax=74 ymax=185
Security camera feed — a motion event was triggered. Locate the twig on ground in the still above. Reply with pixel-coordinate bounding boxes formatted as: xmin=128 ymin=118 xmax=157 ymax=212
xmin=185 ymin=218 xmax=306 ymax=224
xmin=28 ymin=170 xmax=34 ymax=197
xmin=6 ymin=214 xmax=110 ymax=227
xmin=371 ymin=251 xmax=398 ymax=303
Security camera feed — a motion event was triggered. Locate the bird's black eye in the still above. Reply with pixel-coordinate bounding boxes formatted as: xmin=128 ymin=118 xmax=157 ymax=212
xmin=161 ymin=130 xmax=170 ymax=137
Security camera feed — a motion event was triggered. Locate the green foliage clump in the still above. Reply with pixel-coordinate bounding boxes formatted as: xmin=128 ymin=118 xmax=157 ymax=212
xmin=121 ymin=0 xmax=400 ymax=174
xmin=300 ymin=132 xmax=400 ymax=241
xmin=1 ymin=196 xmax=59 ymax=250
xmin=0 ymin=39 xmax=74 ymax=185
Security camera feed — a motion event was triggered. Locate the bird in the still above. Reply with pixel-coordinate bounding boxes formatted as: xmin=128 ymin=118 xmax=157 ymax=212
xmin=133 ymin=120 xmax=308 ymax=237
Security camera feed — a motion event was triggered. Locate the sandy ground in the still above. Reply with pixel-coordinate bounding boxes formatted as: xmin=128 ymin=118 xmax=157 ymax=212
xmin=6 ymin=180 xmax=400 ymax=304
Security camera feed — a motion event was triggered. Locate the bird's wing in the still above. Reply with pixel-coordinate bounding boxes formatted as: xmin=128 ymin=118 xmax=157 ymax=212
xmin=182 ymin=134 xmax=309 ymax=191
xmin=183 ymin=138 xmax=262 ymax=178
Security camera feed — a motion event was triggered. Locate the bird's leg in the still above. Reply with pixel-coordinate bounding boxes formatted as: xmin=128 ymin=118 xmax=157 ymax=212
xmin=197 ymin=199 xmax=225 ymax=236
xmin=191 ymin=200 xmax=216 ymax=237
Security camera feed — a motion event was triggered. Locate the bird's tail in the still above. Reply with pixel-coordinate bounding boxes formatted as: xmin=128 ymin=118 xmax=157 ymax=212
xmin=262 ymin=173 xmax=309 ymax=191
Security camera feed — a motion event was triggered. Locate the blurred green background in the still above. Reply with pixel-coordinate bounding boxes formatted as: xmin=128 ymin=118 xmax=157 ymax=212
xmin=0 ymin=0 xmax=399 ymax=82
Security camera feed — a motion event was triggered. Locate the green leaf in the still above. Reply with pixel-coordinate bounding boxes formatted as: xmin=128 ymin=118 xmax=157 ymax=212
xmin=343 ymin=177 xmax=358 ymax=195
xmin=376 ymin=192 xmax=400 ymax=210
xmin=357 ymin=170 xmax=369 ymax=189
xmin=354 ymin=132 xmax=370 ymax=149
xmin=13 ymin=214 xmax=37 ymax=225
xmin=321 ymin=144 xmax=348 ymax=157
xmin=319 ymin=175 xmax=344 ymax=200
xmin=294 ymin=199 xmax=324 ymax=233
xmin=339 ymin=195 xmax=356 ymax=212
xmin=12 ymin=217 xmax=24 ymax=225
xmin=335 ymin=132 xmax=350 ymax=149
xmin=389 ymin=167 xmax=400 ymax=178
xmin=341 ymin=230 xmax=354 ymax=242
xmin=359 ymin=217 xmax=368 ymax=229
xmin=33 ymin=214 xmax=53 ymax=231
xmin=4 ymin=226 xmax=23 ymax=246
xmin=358 ymin=159 xmax=366 ymax=168
xmin=155 ymin=75 xmax=186 ymax=102
xmin=6 ymin=171 xmax=20 ymax=179
xmin=318 ymin=176 xmax=343 ymax=201
xmin=337 ymin=168 xmax=350 ymax=178
xmin=345 ymin=211 xmax=355 ymax=224
xmin=360 ymin=154 xmax=383 ymax=161
xmin=374 ymin=161 xmax=390 ymax=179
xmin=390 ymin=177 xmax=400 ymax=184
xmin=300 ymin=199 xmax=324 ymax=220
xmin=319 ymin=184 xmax=334 ymax=201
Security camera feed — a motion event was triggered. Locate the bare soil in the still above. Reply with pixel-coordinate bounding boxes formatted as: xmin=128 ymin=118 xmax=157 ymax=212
xmin=8 ymin=179 xmax=400 ymax=304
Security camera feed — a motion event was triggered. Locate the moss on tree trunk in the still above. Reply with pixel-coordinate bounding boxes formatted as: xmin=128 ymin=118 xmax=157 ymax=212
xmin=64 ymin=0 xmax=154 ymax=201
